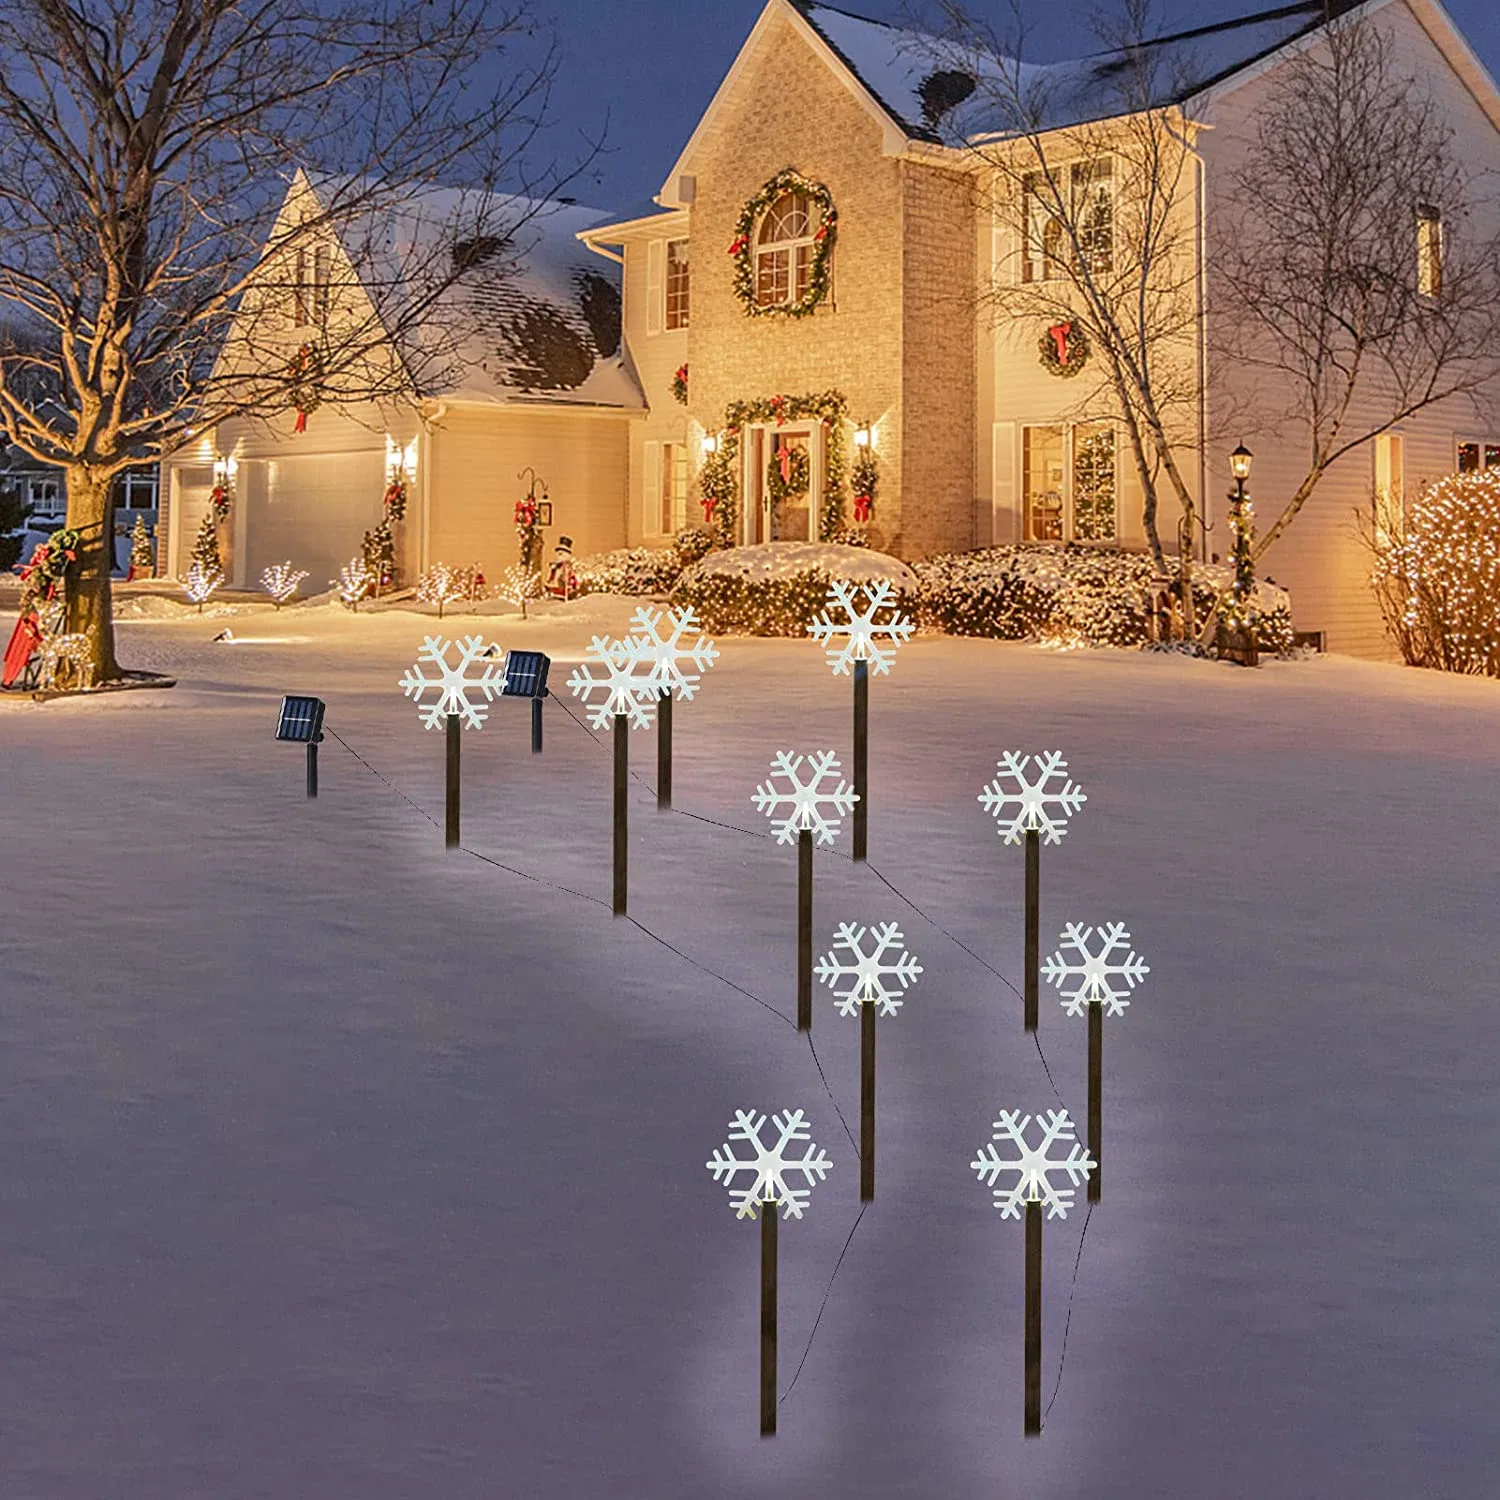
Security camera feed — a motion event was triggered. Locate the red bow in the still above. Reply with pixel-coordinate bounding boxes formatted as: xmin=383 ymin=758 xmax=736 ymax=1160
xmin=1047 ymin=321 xmax=1072 ymax=364
xmin=700 ymin=497 xmax=717 ymax=522
xmin=853 ymin=494 xmax=872 ymax=524
xmin=728 ymin=236 xmax=748 ymax=257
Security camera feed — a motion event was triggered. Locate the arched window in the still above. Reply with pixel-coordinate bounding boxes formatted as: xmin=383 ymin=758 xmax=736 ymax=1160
xmin=755 ymin=191 xmax=817 ymax=308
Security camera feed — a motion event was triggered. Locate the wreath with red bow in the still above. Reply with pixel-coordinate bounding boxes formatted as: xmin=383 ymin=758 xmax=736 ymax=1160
xmin=728 ymin=167 xmax=837 ymax=319
xmin=1039 ymin=320 xmax=1090 ymax=378
xmin=287 ymin=343 xmax=323 ymax=431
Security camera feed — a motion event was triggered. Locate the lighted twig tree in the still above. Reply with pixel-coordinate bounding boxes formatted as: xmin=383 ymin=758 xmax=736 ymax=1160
xmin=706 ymin=1108 xmax=832 ymax=1437
xmin=753 ymin=752 xmax=858 ymax=1031
xmin=971 ymin=1108 xmax=1094 ymax=1436
xmin=1043 ymin=922 xmax=1148 ymax=1201
xmin=567 ymin=634 xmax=658 ymax=914
xmin=260 ymin=562 xmax=308 ymax=609
xmin=0 ymin=0 xmax=572 ymax=685
xmin=627 ymin=605 xmax=719 ymax=809
xmin=399 ymin=635 xmax=502 ymax=848
xmin=978 ymin=752 xmax=1086 ymax=1031
xmin=815 ymin=921 xmax=921 ymax=1199
xmin=807 ymin=581 xmax=913 ymax=861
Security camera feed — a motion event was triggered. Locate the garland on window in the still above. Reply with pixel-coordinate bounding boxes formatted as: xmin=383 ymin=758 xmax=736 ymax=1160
xmin=728 ymin=167 xmax=838 ymax=319
xmin=671 ymin=363 xmax=688 ymax=405
xmin=698 ymin=390 xmax=850 ymax=544
xmin=1039 ymin=320 xmax=1089 ymax=378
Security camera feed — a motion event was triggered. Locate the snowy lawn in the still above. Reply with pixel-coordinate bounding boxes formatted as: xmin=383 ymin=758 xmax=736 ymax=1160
xmin=1 ymin=596 xmax=1497 ymax=1498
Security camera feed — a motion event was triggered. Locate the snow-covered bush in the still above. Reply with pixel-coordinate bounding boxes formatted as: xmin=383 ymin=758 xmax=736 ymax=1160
xmin=672 ymin=542 xmax=918 ymax=636
xmin=573 ymin=545 xmax=682 ymax=597
xmin=1365 ymin=470 xmax=1500 ymax=676
xmin=913 ymin=546 xmax=1292 ymax=654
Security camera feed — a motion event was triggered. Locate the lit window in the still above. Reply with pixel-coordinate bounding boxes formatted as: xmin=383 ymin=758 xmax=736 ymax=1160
xmin=1022 ymin=174 xmax=1065 ymax=284
xmin=665 ymin=240 xmax=690 ymax=330
xmin=1417 ymin=205 xmax=1443 ymax=298
xmin=660 ymin=442 xmax=688 ymax=534
xmin=1023 ymin=425 xmax=1118 ymax=543
xmin=755 ymin=192 xmax=817 ymax=308
xmin=1457 ymin=439 xmax=1500 ymax=473
xmin=1072 ymin=159 xmax=1114 ymax=275
xmin=1072 ymin=424 xmax=1117 ymax=540
xmin=1023 ymin=426 xmax=1065 ymax=540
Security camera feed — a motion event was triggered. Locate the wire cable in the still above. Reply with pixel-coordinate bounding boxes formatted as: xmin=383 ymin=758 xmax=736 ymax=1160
xmin=779 ymin=1202 xmax=869 ymax=1406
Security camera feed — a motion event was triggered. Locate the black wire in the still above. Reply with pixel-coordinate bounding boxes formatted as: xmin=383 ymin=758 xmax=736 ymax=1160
xmin=1044 ymin=1201 xmax=1095 ymax=1424
xmin=805 ymin=1031 xmax=859 ymax=1154
xmin=325 ymin=727 xmax=440 ymax=827
xmin=779 ymin=1202 xmax=869 ymax=1406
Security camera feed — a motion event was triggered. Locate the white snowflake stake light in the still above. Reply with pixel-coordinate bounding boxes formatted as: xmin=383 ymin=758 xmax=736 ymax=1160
xmin=566 ymin=634 xmax=658 ymax=730
xmin=978 ymin=751 xmax=1087 ymax=845
xmin=752 ymin=751 xmax=858 ymax=846
xmin=400 ymin=635 xmax=503 ymax=848
xmin=707 ymin=1108 xmax=833 ymax=1436
xmin=400 ymin=635 xmax=503 ymax=730
xmin=971 ymin=1107 xmax=1097 ymax=1437
xmin=817 ymin=922 xmax=922 ymax=1200
xmin=807 ymin=580 xmax=915 ymax=676
xmin=1044 ymin=922 xmax=1147 ymax=1203
xmin=808 ymin=581 xmax=914 ymax=861
xmin=978 ymin=752 xmax=1088 ymax=1032
xmin=626 ymin=605 xmax=718 ymax=809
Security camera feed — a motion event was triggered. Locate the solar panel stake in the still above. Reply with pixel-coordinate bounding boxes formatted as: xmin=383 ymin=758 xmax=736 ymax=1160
xmin=613 ymin=711 xmax=628 ymax=915
xmin=797 ymin=828 xmax=813 ymax=1031
xmin=656 ymin=689 xmax=672 ymax=809
xmin=852 ymin=658 xmax=868 ymax=861
xmin=531 ymin=695 xmax=543 ymax=753
xmin=306 ymin=740 xmax=319 ymax=798
xmin=1024 ymin=829 xmax=1040 ymax=1031
xmin=446 ymin=712 xmax=461 ymax=848
xmin=275 ymin=696 xmax=328 ymax=797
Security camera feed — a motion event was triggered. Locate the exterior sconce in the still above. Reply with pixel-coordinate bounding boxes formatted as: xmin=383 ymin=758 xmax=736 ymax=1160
xmin=854 ymin=423 xmax=874 ymax=449
xmin=702 ymin=434 xmax=719 ymax=455
xmin=1229 ymin=443 xmax=1253 ymax=482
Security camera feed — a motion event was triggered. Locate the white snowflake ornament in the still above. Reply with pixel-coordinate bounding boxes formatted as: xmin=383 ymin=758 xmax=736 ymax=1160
xmin=707 ymin=1109 xmax=833 ymax=1220
xmin=566 ymin=634 xmax=658 ymax=729
xmin=400 ymin=635 xmax=503 ymax=729
xmin=807 ymin=580 xmax=915 ymax=676
xmin=1044 ymin=921 xmax=1149 ymax=1018
xmin=816 ymin=922 xmax=923 ymax=1017
xmin=978 ymin=751 xmax=1086 ymax=844
xmin=627 ymin=605 xmax=719 ymax=700
xmin=971 ymin=1109 xmax=1095 ymax=1220
xmin=752 ymin=750 xmax=859 ymax=845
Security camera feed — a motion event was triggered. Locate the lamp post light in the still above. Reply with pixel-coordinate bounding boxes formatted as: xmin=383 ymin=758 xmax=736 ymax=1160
xmin=1223 ymin=444 xmax=1259 ymax=666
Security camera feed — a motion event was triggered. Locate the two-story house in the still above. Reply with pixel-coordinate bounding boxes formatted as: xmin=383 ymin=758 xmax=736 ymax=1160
xmin=580 ymin=0 xmax=1500 ymax=654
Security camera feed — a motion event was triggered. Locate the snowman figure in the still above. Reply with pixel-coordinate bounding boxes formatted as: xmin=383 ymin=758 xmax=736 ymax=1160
xmin=546 ymin=535 xmax=576 ymax=600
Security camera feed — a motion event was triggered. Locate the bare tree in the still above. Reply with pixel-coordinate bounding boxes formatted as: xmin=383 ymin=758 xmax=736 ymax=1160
xmin=0 ymin=0 xmax=572 ymax=682
xmin=913 ymin=0 xmax=1207 ymax=583
xmin=1213 ymin=15 xmax=1500 ymax=561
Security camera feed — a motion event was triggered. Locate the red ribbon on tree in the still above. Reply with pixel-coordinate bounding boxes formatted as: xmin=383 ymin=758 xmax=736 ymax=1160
xmin=700 ymin=497 xmax=717 ymax=523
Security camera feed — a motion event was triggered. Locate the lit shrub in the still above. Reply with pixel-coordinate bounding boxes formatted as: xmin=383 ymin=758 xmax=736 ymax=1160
xmin=573 ymin=546 xmax=682 ymax=597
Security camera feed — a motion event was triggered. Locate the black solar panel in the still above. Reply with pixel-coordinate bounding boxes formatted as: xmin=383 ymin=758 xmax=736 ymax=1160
xmin=276 ymin=695 xmax=326 ymax=742
xmin=501 ymin=651 xmax=550 ymax=699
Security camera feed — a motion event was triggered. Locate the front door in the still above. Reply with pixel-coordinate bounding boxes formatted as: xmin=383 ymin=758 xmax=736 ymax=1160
xmin=742 ymin=423 xmax=820 ymax=544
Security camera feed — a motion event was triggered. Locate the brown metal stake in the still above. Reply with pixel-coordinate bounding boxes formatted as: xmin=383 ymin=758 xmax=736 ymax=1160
xmin=445 ymin=712 xmax=460 ymax=848
xmin=1088 ymin=1002 xmax=1102 ymax=1202
xmin=853 ymin=658 xmax=868 ymax=861
xmin=1025 ymin=1199 xmax=1042 ymax=1437
xmin=305 ymin=739 xmax=319 ymax=799
xmin=531 ymin=695 xmax=543 ymax=753
xmin=860 ymin=1001 xmax=876 ymax=1201
xmin=797 ymin=828 xmax=813 ymax=1031
xmin=761 ymin=1203 xmax=778 ymax=1437
xmin=1024 ymin=828 xmax=1040 ymax=1031
xmin=613 ymin=713 xmax=628 ymax=915
xmin=657 ymin=690 xmax=673 ymax=809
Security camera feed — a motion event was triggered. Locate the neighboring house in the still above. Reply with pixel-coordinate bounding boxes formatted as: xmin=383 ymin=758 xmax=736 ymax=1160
xmin=159 ymin=177 xmax=639 ymax=592
xmin=1 ymin=446 xmax=159 ymax=571
xmin=578 ymin=0 xmax=1500 ymax=654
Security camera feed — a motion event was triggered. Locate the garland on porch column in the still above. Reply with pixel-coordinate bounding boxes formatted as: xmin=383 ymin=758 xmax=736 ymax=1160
xmin=699 ymin=390 xmax=849 ymax=545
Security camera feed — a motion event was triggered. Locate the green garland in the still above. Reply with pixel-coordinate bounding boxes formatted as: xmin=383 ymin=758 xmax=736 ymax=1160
xmin=728 ymin=167 xmax=837 ymax=319
xmin=714 ymin=390 xmax=850 ymax=542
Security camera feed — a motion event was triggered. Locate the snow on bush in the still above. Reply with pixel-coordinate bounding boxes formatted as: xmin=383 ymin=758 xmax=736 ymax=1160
xmin=573 ymin=546 xmax=682 ymax=597
xmin=913 ymin=545 xmax=1292 ymax=654
xmin=672 ymin=542 xmax=918 ymax=636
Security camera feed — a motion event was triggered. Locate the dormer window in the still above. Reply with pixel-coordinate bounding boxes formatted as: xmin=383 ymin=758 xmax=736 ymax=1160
xmin=756 ymin=191 xmax=817 ymax=308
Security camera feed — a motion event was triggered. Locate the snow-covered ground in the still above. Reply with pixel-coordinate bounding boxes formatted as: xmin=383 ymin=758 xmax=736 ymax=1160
xmin=2 ymin=594 xmax=1498 ymax=1498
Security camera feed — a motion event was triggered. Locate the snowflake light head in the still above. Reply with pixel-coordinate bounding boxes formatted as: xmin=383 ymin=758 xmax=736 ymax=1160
xmin=706 ymin=1109 xmax=833 ymax=1220
xmin=566 ymin=633 xmax=659 ymax=729
xmin=1044 ymin=921 xmax=1148 ymax=1018
xmin=627 ymin=605 xmax=719 ymax=700
xmin=978 ymin=751 xmax=1086 ymax=844
xmin=399 ymin=634 xmax=503 ymax=729
xmin=752 ymin=750 xmax=858 ymax=845
xmin=971 ymin=1109 xmax=1095 ymax=1220
xmin=816 ymin=921 xmax=922 ymax=1017
xmin=807 ymin=579 xmax=915 ymax=676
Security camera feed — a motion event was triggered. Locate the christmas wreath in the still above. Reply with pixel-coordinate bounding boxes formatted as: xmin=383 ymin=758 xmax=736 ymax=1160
xmin=287 ymin=343 xmax=323 ymax=431
xmin=671 ymin=363 xmax=688 ymax=405
xmin=728 ymin=167 xmax=837 ymax=319
xmin=1039 ymin=320 xmax=1090 ymax=378
xmin=766 ymin=444 xmax=810 ymax=513
xmin=18 ymin=526 xmax=81 ymax=615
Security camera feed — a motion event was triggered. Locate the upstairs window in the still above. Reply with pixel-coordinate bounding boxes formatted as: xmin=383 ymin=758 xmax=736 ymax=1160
xmin=1457 ymin=438 xmax=1500 ymax=473
xmin=289 ymin=242 xmax=331 ymax=326
xmin=1072 ymin=158 xmax=1114 ymax=275
xmin=1022 ymin=158 xmax=1113 ymax=282
xmin=756 ymin=191 xmax=816 ymax=308
xmin=665 ymin=239 xmax=690 ymax=330
xmin=1417 ymin=205 xmax=1443 ymax=298
xmin=1022 ymin=174 xmax=1066 ymax=284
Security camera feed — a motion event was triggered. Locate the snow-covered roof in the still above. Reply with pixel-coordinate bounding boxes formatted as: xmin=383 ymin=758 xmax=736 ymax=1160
xmin=323 ymin=180 xmax=643 ymax=409
xmin=799 ymin=0 xmax=1334 ymax=140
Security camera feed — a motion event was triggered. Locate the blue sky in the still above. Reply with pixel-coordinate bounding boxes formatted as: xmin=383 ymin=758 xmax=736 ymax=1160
xmin=540 ymin=0 xmax=1500 ymax=209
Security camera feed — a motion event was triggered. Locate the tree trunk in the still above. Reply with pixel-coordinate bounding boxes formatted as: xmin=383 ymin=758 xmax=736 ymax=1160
xmin=64 ymin=466 xmax=120 ymax=684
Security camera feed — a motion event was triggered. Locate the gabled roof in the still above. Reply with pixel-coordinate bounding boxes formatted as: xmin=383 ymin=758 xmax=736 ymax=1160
xmin=313 ymin=179 xmax=643 ymax=409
